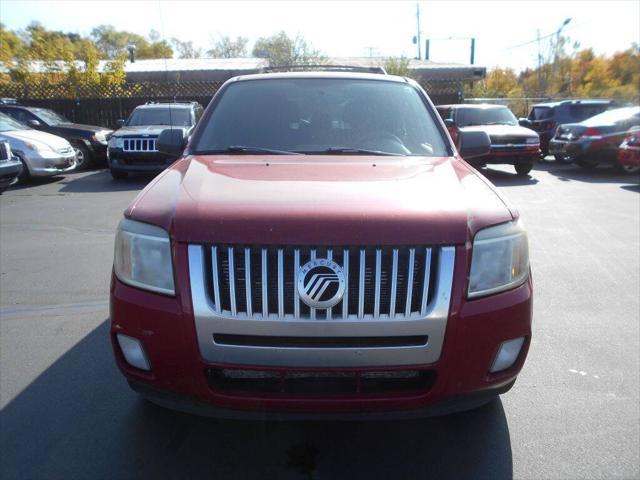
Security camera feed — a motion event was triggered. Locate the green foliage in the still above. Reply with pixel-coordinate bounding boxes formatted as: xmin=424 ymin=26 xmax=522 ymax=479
xmin=252 ymin=31 xmax=325 ymax=66
xmin=90 ymin=25 xmax=172 ymax=59
xmin=207 ymin=36 xmax=248 ymax=58
xmin=384 ymin=57 xmax=411 ymax=77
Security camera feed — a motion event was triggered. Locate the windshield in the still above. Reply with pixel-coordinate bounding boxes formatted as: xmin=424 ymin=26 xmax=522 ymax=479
xmin=456 ymin=107 xmax=518 ymax=127
xmin=32 ymin=108 xmax=69 ymax=125
xmin=583 ymin=106 xmax=640 ymax=125
xmin=0 ymin=113 xmax=29 ymax=132
xmin=193 ymin=78 xmax=448 ymax=156
xmin=529 ymin=107 xmax=553 ymax=120
xmin=126 ymin=108 xmax=192 ymax=127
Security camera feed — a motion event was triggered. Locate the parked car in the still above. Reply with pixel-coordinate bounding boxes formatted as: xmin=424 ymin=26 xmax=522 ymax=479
xmin=0 ymin=140 xmax=22 ymax=193
xmin=110 ymin=71 xmax=532 ymax=419
xmin=107 ymin=101 xmax=203 ymax=179
xmin=0 ymin=113 xmax=76 ymax=181
xmin=436 ymin=104 xmax=540 ymax=175
xmin=519 ymin=99 xmax=618 ymax=159
xmin=548 ymin=106 xmax=640 ymax=171
xmin=617 ymin=126 xmax=640 ymax=173
xmin=0 ymin=99 xmax=112 ymax=170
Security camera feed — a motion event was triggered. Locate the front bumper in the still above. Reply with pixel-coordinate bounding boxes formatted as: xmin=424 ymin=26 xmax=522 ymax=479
xmin=0 ymin=159 xmax=22 ymax=190
xmin=549 ymin=138 xmax=617 ymax=162
xmin=110 ymin=243 xmax=532 ymax=417
xmin=108 ymin=148 xmax=176 ymax=173
xmin=87 ymin=141 xmax=108 ymax=160
xmin=24 ymin=152 xmax=76 ymax=177
xmin=469 ymin=147 xmax=539 ymax=166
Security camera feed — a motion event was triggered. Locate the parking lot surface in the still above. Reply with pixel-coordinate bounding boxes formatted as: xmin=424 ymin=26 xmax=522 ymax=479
xmin=1 ymin=162 xmax=638 ymax=479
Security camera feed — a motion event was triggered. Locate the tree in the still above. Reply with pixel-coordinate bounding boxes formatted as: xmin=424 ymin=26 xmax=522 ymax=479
xmin=207 ymin=36 xmax=248 ymax=58
xmin=0 ymin=24 xmax=26 ymax=64
xmin=170 ymin=38 xmax=201 ymax=59
xmin=384 ymin=57 xmax=411 ymax=76
xmin=90 ymin=25 xmax=172 ymax=59
xmin=252 ymin=31 xmax=324 ymax=66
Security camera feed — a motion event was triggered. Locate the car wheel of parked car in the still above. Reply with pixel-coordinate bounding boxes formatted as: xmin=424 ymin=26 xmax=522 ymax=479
xmin=16 ymin=155 xmax=30 ymax=183
xmin=554 ymin=154 xmax=573 ymax=164
xmin=617 ymin=163 xmax=640 ymax=174
xmin=110 ymin=169 xmax=128 ymax=180
xmin=576 ymin=158 xmax=598 ymax=170
xmin=73 ymin=144 xmax=91 ymax=171
xmin=515 ymin=160 xmax=533 ymax=176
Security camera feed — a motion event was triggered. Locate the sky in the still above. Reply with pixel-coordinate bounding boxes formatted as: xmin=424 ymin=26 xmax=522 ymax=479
xmin=1 ymin=0 xmax=639 ymax=72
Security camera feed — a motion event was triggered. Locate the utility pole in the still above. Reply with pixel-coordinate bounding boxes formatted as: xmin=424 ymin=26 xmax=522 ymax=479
xmin=537 ymin=29 xmax=542 ymax=95
xmin=416 ymin=2 xmax=422 ymax=60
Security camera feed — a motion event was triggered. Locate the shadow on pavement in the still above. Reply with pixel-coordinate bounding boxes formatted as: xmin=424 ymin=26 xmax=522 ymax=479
xmin=535 ymin=159 xmax=640 ymax=185
xmin=58 ymin=170 xmax=154 ymax=193
xmin=0 ymin=321 xmax=513 ymax=479
xmin=479 ymin=167 xmax=540 ymax=187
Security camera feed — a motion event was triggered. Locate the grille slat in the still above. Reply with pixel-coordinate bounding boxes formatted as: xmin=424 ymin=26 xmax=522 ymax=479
xmin=123 ymin=137 xmax=158 ymax=152
xmin=205 ymin=245 xmax=440 ymax=321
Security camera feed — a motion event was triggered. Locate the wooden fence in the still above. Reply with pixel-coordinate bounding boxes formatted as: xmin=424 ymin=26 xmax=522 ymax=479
xmin=1 ymin=79 xmax=465 ymax=128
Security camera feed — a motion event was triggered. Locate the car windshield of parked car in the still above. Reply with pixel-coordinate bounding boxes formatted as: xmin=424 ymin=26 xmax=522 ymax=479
xmin=529 ymin=107 xmax=553 ymax=120
xmin=0 ymin=113 xmax=29 ymax=132
xmin=193 ymin=78 xmax=448 ymax=156
xmin=457 ymin=107 xmax=518 ymax=127
xmin=127 ymin=108 xmax=192 ymax=127
xmin=33 ymin=108 xmax=70 ymax=125
xmin=582 ymin=106 xmax=640 ymax=126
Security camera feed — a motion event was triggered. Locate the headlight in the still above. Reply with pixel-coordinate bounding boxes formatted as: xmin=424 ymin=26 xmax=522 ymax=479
xmin=25 ymin=141 xmax=52 ymax=153
xmin=114 ymin=218 xmax=175 ymax=295
xmin=108 ymin=137 xmax=124 ymax=149
xmin=468 ymin=219 xmax=529 ymax=298
xmin=525 ymin=137 xmax=539 ymax=144
xmin=92 ymin=130 xmax=110 ymax=143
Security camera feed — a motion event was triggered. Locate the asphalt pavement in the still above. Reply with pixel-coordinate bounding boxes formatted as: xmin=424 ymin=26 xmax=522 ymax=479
xmin=0 ymin=161 xmax=638 ymax=479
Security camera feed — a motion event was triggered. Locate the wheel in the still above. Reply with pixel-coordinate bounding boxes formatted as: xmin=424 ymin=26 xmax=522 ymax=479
xmin=554 ymin=154 xmax=573 ymax=164
xmin=73 ymin=144 xmax=92 ymax=171
xmin=576 ymin=158 xmax=597 ymax=170
xmin=16 ymin=155 xmax=30 ymax=183
xmin=617 ymin=163 xmax=640 ymax=174
xmin=110 ymin=169 xmax=128 ymax=180
xmin=514 ymin=160 xmax=533 ymax=176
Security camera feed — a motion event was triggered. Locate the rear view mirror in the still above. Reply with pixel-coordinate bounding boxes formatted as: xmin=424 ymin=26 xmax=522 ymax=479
xmin=519 ymin=117 xmax=532 ymax=127
xmin=157 ymin=128 xmax=187 ymax=156
xmin=458 ymin=130 xmax=491 ymax=159
xmin=27 ymin=119 xmax=41 ymax=127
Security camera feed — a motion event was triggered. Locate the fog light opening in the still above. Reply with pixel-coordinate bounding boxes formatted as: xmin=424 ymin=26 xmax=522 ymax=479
xmin=117 ymin=333 xmax=151 ymax=371
xmin=490 ymin=337 xmax=525 ymax=373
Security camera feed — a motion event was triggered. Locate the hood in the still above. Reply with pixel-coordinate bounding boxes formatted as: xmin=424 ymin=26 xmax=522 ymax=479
xmin=52 ymin=123 xmax=110 ymax=136
xmin=460 ymin=124 xmax=539 ymax=143
xmin=1 ymin=129 xmax=71 ymax=149
xmin=113 ymin=125 xmax=182 ymax=137
xmin=126 ymin=155 xmax=514 ymax=246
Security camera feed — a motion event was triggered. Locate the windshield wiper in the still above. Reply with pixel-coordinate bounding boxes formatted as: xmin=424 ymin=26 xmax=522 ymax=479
xmin=310 ymin=147 xmax=402 ymax=156
xmin=197 ymin=145 xmax=300 ymax=155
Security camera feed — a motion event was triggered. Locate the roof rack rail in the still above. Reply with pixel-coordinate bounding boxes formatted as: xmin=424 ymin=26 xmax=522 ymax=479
xmin=144 ymin=100 xmax=199 ymax=105
xmin=259 ymin=65 xmax=387 ymax=75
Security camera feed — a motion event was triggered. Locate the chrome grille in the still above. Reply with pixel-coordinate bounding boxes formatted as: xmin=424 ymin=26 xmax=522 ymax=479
xmin=123 ymin=137 xmax=157 ymax=152
xmin=201 ymin=245 xmax=440 ymax=320
xmin=56 ymin=146 xmax=73 ymax=155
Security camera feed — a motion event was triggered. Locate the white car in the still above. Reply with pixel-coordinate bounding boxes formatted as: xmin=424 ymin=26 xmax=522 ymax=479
xmin=0 ymin=113 xmax=76 ymax=180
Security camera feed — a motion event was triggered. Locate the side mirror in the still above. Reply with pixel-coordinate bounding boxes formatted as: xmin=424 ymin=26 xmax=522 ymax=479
xmin=27 ymin=119 xmax=41 ymax=128
xmin=443 ymin=119 xmax=455 ymax=128
xmin=518 ymin=117 xmax=532 ymax=127
xmin=157 ymin=128 xmax=187 ymax=156
xmin=116 ymin=119 xmax=125 ymax=128
xmin=458 ymin=130 xmax=491 ymax=159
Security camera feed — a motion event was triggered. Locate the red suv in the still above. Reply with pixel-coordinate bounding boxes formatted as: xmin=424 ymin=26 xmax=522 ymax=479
xmin=110 ymin=71 xmax=532 ymax=419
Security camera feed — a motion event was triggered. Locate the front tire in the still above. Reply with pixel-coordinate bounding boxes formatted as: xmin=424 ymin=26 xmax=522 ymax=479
xmin=16 ymin=155 xmax=30 ymax=183
xmin=617 ymin=163 xmax=640 ymax=174
xmin=73 ymin=144 xmax=92 ymax=171
xmin=515 ymin=160 xmax=533 ymax=176
xmin=110 ymin=169 xmax=128 ymax=180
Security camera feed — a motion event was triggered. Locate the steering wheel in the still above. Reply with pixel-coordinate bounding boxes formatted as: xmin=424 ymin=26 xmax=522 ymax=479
xmin=355 ymin=131 xmax=411 ymax=154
